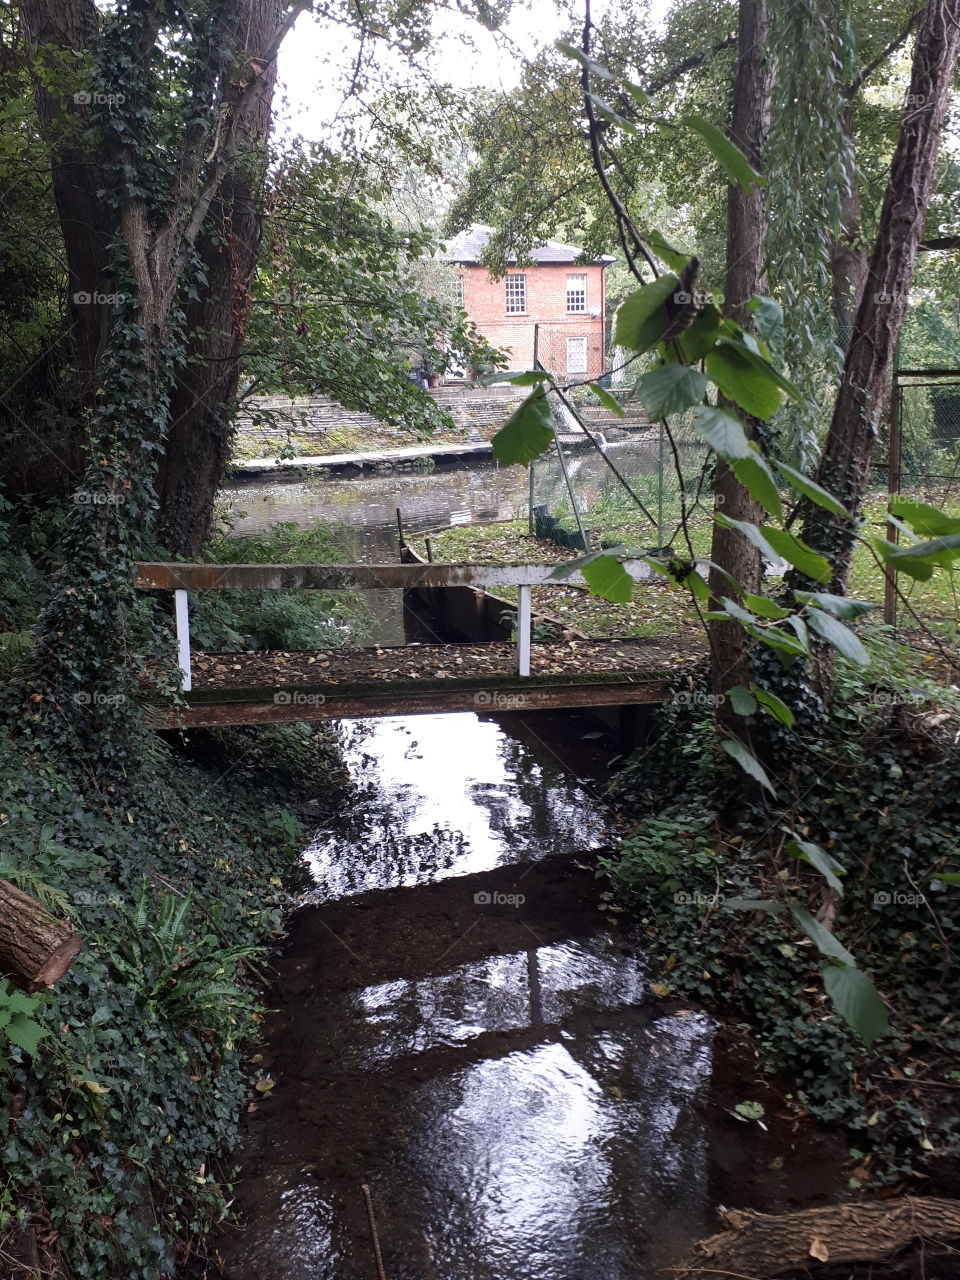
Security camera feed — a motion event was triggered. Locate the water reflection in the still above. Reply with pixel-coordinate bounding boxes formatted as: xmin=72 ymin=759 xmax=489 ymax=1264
xmin=305 ymin=715 xmax=608 ymax=897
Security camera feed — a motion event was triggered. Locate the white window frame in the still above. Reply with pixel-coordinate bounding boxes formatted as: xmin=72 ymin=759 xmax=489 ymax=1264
xmin=505 ymin=273 xmax=527 ymax=314
xmin=453 ymin=273 xmax=464 ymax=306
xmin=566 ymin=273 xmax=587 ymax=313
xmin=566 ymin=336 xmax=588 ymax=374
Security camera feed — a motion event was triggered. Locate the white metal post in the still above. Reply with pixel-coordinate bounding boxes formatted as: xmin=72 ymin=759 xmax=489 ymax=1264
xmin=517 ymin=584 xmax=532 ymax=677
xmin=174 ymin=588 xmax=192 ymax=692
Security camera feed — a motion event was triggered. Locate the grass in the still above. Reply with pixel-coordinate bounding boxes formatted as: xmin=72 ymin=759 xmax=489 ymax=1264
xmin=415 ymin=487 xmax=960 ymax=646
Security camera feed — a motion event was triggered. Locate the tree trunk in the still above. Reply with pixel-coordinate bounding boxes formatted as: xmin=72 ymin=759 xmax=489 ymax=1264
xmin=676 ymin=1197 xmax=960 ymax=1279
xmin=829 ymin=105 xmax=868 ymax=354
xmin=0 ymin=878 xmax=82 ymax=991
xmin=708 ymin=0 xmax=770 ymax=705
xmin=157 ymin=0 xmax=282 ymax=557
xmin=793 ymin=0 xmax=960 ymax=617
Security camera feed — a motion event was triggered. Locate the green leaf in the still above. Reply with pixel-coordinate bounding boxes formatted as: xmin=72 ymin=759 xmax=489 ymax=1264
xmin=721 ymin=736 xmax=776 ymax=794
xmin=933 ymin=872 xmax=960 ymax=885
xmin=623 ymin=80 xmax=651 ymax=108
xmin=586 ymin=93 xmax=638 ymax=134
xmin=675 ymin=303 xmax=723 ymax=362
xmin=822 ymin=963 xmax=889 ymax=1047
xmin=581 ymin=554 xmax=634 ymax=603
xmin=587 ymin=383 xmax=625 ymax=416
xmin=791 ymin=906 xmax=855 ymax=965
xmin=491 ymin=388 xmax=556 ymax=466
xmin=752 ymin=686 xmax=795 ymax=726
xmin=636 ymin=365 xmax=708 ymax=419
xmin=680 ymin=114 xmax=763 ymax=191
xmin=775 ymin=461 xmax=849 ymax=518
xmin=743 ymin=593 xmax=789 ymax=618
xmin=727 ymin=685 xmax=758 ymax=716
xmin=747 ymin=296 xmax=783 ymax=350
xmin=788 ymin=838 xmax=845 ymax=894
xmin=890 ymin=497 xmax=960 ymax=537
xmin=805 ymin=607 xmax=868 ymax=665
xmin=4 ymin=1013 xmax=48 ymax=1056
xmin=730 ymin=453 xmax=783 ymax=520
xmin=714 ymin=514 xmax=782 ymax=565
xmin=555 ymin=41 xmax=614 ymax=80
xmin=872 ymin=538 xmax=934 ymax=581
xmin=614 ymin=275 xmax=680 ymax=353
xmin=793 ymin=591 xmax=875 ymax=619
xmin=705 ymin=342 xmax=781 ymax=420
xmin=719 ymin=596 xmax=759 ymax=625
xmin=763 ymin=527 xmax=832 ymax=583
xmin=3 ymin=990 xmax=38 ymax=1017
xmin=719 ymin=334 xmax=802 ymax=401
xmin=691 ymin=405 xmax=751 ymax=458
xmin=479 ymin=370 xmax=552 ymax=387
xmin=887 ymin=533 xmax=960 ymax=564
xmin=638 ymin=227 xmax=692 ymax=272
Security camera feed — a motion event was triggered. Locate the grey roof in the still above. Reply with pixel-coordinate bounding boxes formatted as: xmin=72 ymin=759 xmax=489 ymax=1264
xmin=439 ymin=223 xmax=615 ymax=266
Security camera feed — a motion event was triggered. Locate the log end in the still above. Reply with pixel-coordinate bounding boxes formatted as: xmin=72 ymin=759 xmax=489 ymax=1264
xmin=27 ymin=933 xmax=82 ymax=991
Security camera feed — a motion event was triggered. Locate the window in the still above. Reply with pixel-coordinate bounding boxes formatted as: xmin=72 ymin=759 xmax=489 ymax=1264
xmin=567 ymin=273 xmax=587 ymax=312
xmin=453 ymin=273 xmax=464 ymax=306
xmin=505 ymin=273 xmax=526 ymax=313
xmin=566 ymin=336 xmax=588 ymax=374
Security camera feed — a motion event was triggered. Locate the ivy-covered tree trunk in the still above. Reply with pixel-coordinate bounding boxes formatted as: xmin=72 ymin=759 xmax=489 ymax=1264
xmin=20 ymin=0 xmax=300 ymax=768
xmin=793 ymin=0 xmax=960 ymax=617
xmin=829 ymin=106 xmax=867 ymax=353
xmin=707 ymin=0 xmax=770 ymax=706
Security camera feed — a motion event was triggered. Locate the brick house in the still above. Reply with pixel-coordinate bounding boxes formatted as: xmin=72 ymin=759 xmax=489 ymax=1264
xmin=439 ymin=224 xmax=614 ymax=380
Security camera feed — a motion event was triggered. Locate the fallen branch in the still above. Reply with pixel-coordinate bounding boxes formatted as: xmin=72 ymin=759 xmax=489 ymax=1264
xmin=672 ymin=1198 xmax=960 ymax=1279
xmin=0 ymin=878 xmax=82 ymax=991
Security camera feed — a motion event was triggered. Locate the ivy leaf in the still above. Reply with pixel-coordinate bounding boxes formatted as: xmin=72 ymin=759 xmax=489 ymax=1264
xmin=752 ymin=686 xmax=795 ymax=726
xmin=587 ymin=383 xmax=625 ymax=416
xmin=580 ymin=554 xmax=634 ymax=603
xmin=805 ymin=607 xmax=868 ymax=665
xmin=491 ymin=388 xmax=555 ymax=466
xmin=730 ymin=453 xmax=783 ymax=521
xmin=776 ymin=461 xmax=849 ymax=518
xmin=787 ymin=838 xmax=845 ymax=895
xmin=762 ymin=528 xmax=832 ymax=583
xmin=680 ymin=114 xmax=763 ymax=191
xmin=705 ymin=342 xmax=781 ymax=421
xmin=791 ymin=906 xmax=855 ymax=965
xmin=5 ymin=1014 xmax=48 ymax=1056
xmin=614 ymin=275 xmax=680 ymax=353
xmin=727 ymin=685 xmax=758 ymax=716
xmin=691 ymin=405 xmax=751 ymax=458
xmin=822 ymin=963 xmax=889 ymax=1047
xmin=721 ymin=736 xmax=776 ymax=794
xmin=636 ymin=365 xmax=707 ymax=419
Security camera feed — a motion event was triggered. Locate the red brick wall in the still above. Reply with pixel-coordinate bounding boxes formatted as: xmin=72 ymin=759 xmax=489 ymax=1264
xmin=459 ymin=262 xmax=607 ymax=378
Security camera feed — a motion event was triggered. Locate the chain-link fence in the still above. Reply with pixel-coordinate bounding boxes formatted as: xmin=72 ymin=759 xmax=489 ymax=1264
xmin=872 ymin=370 xmax=960 ymax=631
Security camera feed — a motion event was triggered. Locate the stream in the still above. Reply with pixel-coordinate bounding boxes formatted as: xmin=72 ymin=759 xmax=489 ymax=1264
xmin=214 ymin=463 xmax=844 ymax=1279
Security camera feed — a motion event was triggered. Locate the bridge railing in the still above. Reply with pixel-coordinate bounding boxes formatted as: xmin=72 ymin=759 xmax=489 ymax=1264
xmin=134 ymin=560 xmax=651 ymax=691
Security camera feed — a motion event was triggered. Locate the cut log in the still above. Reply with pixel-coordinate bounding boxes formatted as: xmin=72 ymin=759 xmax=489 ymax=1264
xmin=0 ymin=878 xmax=82 ymax=991
xmin=674 ymin=1198 xmax=960 ymax=1279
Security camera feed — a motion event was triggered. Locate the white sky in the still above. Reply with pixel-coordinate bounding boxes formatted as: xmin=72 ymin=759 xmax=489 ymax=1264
xmin=277 ymin=0 xmax=669 ymax=143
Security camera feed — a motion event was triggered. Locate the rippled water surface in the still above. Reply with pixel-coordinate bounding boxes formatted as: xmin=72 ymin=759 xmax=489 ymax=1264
xmin=216 ymin=709 xmax=843 ymax=1280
